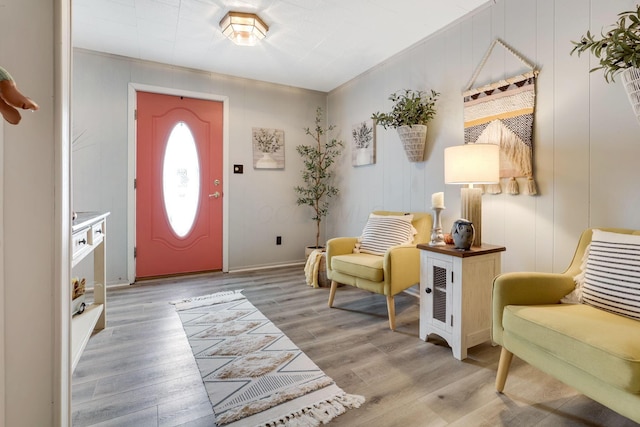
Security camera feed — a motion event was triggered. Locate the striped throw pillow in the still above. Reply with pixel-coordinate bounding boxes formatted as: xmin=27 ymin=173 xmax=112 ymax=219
xmin=356 ymin=214 xmax=415 ymax=256
xmin=581 ymin=229 xmax=640 ymax=320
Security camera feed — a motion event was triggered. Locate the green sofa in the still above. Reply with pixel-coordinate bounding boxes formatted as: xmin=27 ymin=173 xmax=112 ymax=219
xmin=492 ymin=228 xmax=640 ymax=423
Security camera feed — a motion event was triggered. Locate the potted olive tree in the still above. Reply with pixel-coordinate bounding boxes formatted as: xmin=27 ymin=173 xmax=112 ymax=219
xmin=570 ymin=4 xmax=640 ymax=123
xmin=295 ymin=107 xmax=344 ymax=255
xmin=371 ymin=89 xmax=439 ymax=161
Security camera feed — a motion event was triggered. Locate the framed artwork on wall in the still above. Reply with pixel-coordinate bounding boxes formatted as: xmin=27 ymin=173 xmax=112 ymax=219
xmin=252 ymin=127 xmax=284 ymax=169
xmin=351 ymin=119 xmax=375 ymax=166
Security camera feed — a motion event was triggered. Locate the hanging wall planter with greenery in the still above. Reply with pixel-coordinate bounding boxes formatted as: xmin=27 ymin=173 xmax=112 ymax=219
xmin=570 ymin=4 xmax=640 ymax=123
xmin=371 ymin=89 xmax=440 ymax=162
xmin=295 ymin=107 xmax=344 ymax=253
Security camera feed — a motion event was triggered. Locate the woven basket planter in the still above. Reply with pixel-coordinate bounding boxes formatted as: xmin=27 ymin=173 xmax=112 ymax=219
xmin=396 ymin=125 xmax=427 ymax=162
xmin=317 ymin=252 xmax=330 ymax=288
xmin=622 ymin=67 xmax=640 ymax=125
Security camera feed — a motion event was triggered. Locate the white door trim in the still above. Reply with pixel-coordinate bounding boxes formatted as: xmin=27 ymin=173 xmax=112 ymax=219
xmin=127 ymin=83 xmax=230 ymax=282
xmin=0 ymin=110 xmax=4 ymax=427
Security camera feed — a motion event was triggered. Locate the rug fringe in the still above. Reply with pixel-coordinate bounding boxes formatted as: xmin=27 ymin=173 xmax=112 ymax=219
xmin=262 ymin=393 xmax=366 ymax=427
xmin=217 ymin=377 xmax=335 ymax=425
xmin=171 ymin=289 xmax=245 ymax=310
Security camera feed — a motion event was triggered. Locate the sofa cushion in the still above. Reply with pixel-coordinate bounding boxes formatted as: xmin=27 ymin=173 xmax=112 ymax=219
xmin=503 ymin=303 xmax=640 ymax=393
xmin=356 ymin=214 xmax=415 ymax=256
xmin=581 ymin=229 xmax=640 ymax=320
xmin=331 ymin=253 xmax=384 ymax=282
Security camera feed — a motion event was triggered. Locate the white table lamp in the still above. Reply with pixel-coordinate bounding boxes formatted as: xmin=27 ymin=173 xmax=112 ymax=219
xmin=444 ymin=143 xmax=500 ymax=246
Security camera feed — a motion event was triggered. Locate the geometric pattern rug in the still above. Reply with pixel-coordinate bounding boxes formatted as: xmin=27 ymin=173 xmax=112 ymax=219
xmin=172 ymin=290 xmax=365 ymax=426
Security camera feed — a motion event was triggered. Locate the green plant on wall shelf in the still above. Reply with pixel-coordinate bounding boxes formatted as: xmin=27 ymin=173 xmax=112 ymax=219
xmin=570 ymin=4 xmax=640 ymax=82
xmin=295 ymin=107 xmax=344 ymax=250
xmin=371 ymin=89 xmax=440 ymax=162
xmin=371 ymin=89 xmax=440 ymax=129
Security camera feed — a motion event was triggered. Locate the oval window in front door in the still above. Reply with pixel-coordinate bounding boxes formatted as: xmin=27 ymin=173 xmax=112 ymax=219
xmin=162 ymin=121 xmax=200 ymax=238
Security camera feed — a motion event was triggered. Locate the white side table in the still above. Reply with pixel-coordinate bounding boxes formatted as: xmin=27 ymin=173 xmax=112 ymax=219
xmin=418 ymin=243 xmax=505 ymax=360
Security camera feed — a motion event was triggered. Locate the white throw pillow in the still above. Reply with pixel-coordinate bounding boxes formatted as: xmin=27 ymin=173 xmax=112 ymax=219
xmin=580 ymin=229 xmax=640 ymax=320
xmin=354 ymin=214 xmax=416 ymax=256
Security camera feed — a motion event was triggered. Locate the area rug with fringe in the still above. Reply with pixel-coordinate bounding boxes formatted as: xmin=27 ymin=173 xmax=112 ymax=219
xmin=172 ymin=290 xmax=364 ymax=426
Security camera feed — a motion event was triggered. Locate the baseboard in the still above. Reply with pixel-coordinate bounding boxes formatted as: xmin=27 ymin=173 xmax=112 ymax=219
xmin=229 ymin=261 xmax=305 ymax=274
xmin=87 ymin=264 xmax=306 ymax=290
xmin=85 ymin=282 xmax=132 ymax=291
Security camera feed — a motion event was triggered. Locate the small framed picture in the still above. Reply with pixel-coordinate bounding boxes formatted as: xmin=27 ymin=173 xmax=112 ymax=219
xmin=351 ymin=119 xmax=375 ymax=166
xmin=253 ymin=127 xmax=285 ymax=169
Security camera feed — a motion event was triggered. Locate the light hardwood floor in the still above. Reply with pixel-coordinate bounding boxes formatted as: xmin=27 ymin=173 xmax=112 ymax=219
xmin=72 ymin=266 xmax=639 ymax=427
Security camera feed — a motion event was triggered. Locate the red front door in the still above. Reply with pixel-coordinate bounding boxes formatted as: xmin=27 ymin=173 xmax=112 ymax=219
xmin=136 ymin=91 xmax=223 ymax=278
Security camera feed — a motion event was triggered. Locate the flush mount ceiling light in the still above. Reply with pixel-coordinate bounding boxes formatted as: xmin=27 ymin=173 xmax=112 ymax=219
xmin=219 ymin=11 xmax=269 ymax=46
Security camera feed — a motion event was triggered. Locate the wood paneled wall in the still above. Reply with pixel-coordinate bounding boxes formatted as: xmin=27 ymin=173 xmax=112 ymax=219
xmin=327 ymin=0 xmax=640 ymax=273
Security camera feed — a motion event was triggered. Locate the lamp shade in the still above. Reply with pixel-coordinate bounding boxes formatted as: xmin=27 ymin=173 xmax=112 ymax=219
xmin=220 ymin=12 xmax=269 ymax=46
xmin=444 ymin=143 xmax=500 ymax=184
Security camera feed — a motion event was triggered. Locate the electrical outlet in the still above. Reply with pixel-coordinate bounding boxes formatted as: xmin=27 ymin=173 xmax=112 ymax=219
xmin=276 ymin=236 xmax=282 ymax=245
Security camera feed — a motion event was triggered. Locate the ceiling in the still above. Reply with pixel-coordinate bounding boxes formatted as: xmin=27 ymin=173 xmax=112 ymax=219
xmin=73 ymin=0 xmax=492 ymax=92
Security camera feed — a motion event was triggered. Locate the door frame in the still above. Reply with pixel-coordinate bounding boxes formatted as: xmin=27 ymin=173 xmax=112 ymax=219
xmin=127 ymin=83 xmax=230 ymax=282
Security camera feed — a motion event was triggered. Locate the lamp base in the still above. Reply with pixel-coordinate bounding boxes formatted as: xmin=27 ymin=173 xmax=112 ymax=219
xmin=461 ymin=187 xmax=482 ymax=246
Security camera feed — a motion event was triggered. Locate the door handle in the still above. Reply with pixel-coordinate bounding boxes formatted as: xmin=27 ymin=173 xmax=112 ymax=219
xmin=209 ymin=192 xmax=221 ymax=199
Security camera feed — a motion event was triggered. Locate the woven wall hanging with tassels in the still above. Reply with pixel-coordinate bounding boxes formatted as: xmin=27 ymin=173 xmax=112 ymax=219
xmin=463 ymin=38 xmax=539 ymax=196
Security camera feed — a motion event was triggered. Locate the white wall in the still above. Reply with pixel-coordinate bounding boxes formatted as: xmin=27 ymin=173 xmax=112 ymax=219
xmin=73 ymin=50 xmax=327 ymax=281
xmin=326 ymin=0 xmax=640 ymax=273
xmin=74 ymin=0 xmax=640 ymax=283
xmin=3 ymin=0 xmax=636 ymax=425
xmin=1 ymin=0 xmax=71 ymax=425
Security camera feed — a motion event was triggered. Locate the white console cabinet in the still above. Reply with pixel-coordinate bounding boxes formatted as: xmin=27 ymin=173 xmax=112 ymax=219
xmin=418 ymin=243 xmax=505 ymax=360
xmin=71 ymin=211 xmax=110 ymax=372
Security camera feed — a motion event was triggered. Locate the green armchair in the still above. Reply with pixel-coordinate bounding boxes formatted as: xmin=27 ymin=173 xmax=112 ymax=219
xmin=326 ymin=211 xmax=432 ymax=330
xmin=492 ymin=228 xmax=640 ymax=424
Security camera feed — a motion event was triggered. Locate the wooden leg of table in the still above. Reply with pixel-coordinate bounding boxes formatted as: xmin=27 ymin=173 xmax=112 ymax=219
xmin=496 ymin=347 xmax=513 ymax=392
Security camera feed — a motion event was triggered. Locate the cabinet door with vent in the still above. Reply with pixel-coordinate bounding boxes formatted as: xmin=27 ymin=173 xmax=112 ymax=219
xmin=421 ymin=256 xmax=453 ymax=337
